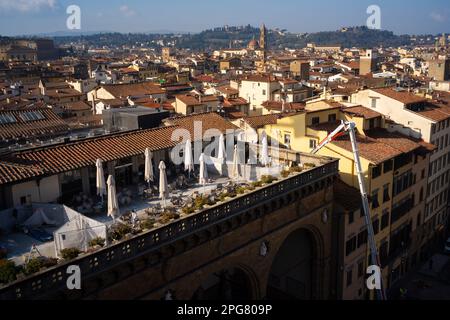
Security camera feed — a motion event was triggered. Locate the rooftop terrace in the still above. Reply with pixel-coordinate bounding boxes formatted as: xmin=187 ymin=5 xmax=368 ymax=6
xmin=0 ymin=146 xmax=338 ymax=298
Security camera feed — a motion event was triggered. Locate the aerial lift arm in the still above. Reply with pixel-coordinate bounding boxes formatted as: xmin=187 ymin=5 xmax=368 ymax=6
xmin=312 ymin=121 xmax=387 ymax=301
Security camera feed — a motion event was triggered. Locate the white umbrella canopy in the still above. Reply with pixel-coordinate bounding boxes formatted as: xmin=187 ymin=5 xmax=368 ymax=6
xmin=184 ymin=139 xmax=194 ymax=176
xmin=217 ymin=134 xmax=226 ymax=176
xmin=199 ymin=153 xmax=208 ymax=185
xmin=144 ymin=148 xmax=154 ymax=184
xmin=217 ymin=134 xmax=226 ymax=161
xmin=232 ymin=145 xmax=240 ymax=180
xmin=159 ymin=161 xmax=169 ymax=206
xmin=96 ymin=159 xmax=106 ymax=198
xmin=260 ymin=131 xmax=270 ymax=167
xmin=107 ymin=175 xmax=119 ymax=220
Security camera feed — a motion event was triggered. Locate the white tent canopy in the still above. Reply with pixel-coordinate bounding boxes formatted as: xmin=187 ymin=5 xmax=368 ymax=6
xmin=15 ymin=204 xmax=107 ymax=257
xmin=53 ymin=206 xmax=107 ymax=257
xmin=23 ymin=208 xmax=58 ymax=227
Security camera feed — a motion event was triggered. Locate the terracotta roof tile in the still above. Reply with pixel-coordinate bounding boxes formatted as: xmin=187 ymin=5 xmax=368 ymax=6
xmin=331 ymin=135 xmax=402 ymax=164
xmin=0 ymin=126 xmax=179 ymax=185
xmin=372 ymin=88 xmax=427 ymax=105
xmin=330 ymin=128 xmax=422 ymax=164
xmin=0 ymin=113 xmax=238 ymax=185
xmin=101 ymin=82 xmax=165 ymax=98
xmin=0 ymin=108 xmax=69 ymax=141
xmin=343 ymin=105 xmax=383 ymax=119
xmin=262 ymin=101 xmax=306 ymax=112
xmin=166 ymin=112 xmax=238 ymax=138
xmin=223 ymin=97 xmax=249 ymax=107
xmin=242 ymin=114 xmax=281 ymax=128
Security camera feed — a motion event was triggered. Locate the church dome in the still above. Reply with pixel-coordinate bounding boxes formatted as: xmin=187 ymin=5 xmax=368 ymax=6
xmin=248 ymin=39 xmax=259 ymax=50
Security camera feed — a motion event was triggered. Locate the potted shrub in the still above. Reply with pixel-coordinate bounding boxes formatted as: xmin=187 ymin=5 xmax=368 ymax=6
xmin=261 ymin=175 xmax=278 ymax=185
xmin=251 ymin=181 xmax=263 ymax=189
xmin=236 ymin=187 xmax=247 ymax=194
xmin=246 ymin=184 xmax=256 ymax=191
xmin=0 ymin=259 xmax=18 ymax=285
xmin=23 ymin=257 xmax=58 ymax=275
xmin=193 ymin=196 xmax=207 ymax=211
xmin=289 ymin=166 xmax=303 ymax=174
xmin=182 ymin=206 xmax=195 ymax=216
xmin=109 ymin=223 xmax=133 ymax=241
xmin=281 ymin=170 xmax=290 ymax=178
xmin=140 ymin=218 xmax=156 ymax=231
xmin=219 ymin=192 xmax=229 ymax=202
xmin=60 ymin=248 xmax=81 ymax=261
xmin=88 ymin=237 xmax=106 ymax=248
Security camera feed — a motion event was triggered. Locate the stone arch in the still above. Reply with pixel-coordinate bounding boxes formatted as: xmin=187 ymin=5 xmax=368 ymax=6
xmin=190 ymin=264 xmax=259 ymax=300
xmin=265 ymin=226 xmax=324 ymax=300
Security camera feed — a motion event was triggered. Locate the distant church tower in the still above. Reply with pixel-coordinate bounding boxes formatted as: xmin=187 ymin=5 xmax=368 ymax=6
xmin=259 ymin=23 xmax=267 ymax=51
xmin=258 ymin=23 xmax=268 ymax=71
xmin=440 ymin=33 xmax=447 ymax=47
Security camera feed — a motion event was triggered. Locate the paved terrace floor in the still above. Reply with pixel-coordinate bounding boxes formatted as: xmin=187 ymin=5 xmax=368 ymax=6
xmin=1 ymin=163 xmax=284 ymax=265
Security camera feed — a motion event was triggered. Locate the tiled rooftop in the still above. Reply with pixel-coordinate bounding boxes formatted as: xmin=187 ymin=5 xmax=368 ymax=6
xmin=331 ymin=129 xmax=423 ymax=165
xmin=372 ymin=88 xmax=427 ymax=105
xmin=101 ymin=82 xmax=165 ymax=98
xmin=0 ymin=113 xmax=238 ymax=185
xmin=0 ymin=108 xmax=69 ymax=141
xmin=342 ymin=105 xmax=383 ymax=119
xmin=242 ymin=114 xmax=281 ymax=128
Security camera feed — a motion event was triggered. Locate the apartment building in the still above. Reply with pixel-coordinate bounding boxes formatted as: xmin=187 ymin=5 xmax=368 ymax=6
xmin=351 ymin=88 xmax=450 ymax=250
xmin=428 ymin=57 xmax=450 ymax=82
xmin=239 ymin=75 xmax=281 ymax=116
xmin=333 ymin=180 xmax=368 ymax=300
xmin=257 ymin=101 xmax=433 ymax=295
xmin=174 ymin=94 xmax=221 ymax=115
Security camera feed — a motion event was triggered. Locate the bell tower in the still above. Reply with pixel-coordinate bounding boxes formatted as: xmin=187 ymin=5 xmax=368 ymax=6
xmin=259 ymin=23 xmax=267 ymax=51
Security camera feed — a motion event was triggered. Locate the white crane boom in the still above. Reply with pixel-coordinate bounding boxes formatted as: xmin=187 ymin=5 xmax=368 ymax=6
xmin=311 ymin=121 xmax=387 ymax=300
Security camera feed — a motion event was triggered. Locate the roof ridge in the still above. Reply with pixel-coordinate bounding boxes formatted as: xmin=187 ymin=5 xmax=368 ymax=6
xmin=9 ymin=125 xmax=180 ymax=156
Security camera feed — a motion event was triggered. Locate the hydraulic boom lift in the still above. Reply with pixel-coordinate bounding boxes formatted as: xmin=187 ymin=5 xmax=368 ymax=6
xmin=311 ymin=121 xmax=387 ymax=300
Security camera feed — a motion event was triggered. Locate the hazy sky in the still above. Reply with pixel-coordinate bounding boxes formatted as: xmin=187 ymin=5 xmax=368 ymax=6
xmin=0 ymin=0 xmax=449 ymax=36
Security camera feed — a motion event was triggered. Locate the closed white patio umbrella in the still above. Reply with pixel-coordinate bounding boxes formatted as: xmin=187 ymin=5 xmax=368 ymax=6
xmin=184 ymin=139 xmax=194 ymax=178
xmin=107 ymin=175 xmax=119 ymax=221
xmin=217 ymin=134 xmax=226 ymax=176
xmin=159 ymin=161 xmax=169 ymax=207
xmin=199 ymin=153 xmax=208 ymax=185
xmin=96 ymin=159 xmax=106 ymax=202
xmin=144 ymin=148 xmax=154 ymax=186
xmin=218 ymin=134 xmax=226 ymax=160
xmin=260 ymin=131 xmax=270 ymax=167
xmin=232 ymin=145 xmax=240 ymax=180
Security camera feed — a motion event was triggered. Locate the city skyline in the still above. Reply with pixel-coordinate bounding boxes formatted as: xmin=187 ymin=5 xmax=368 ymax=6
xmin=0 ymin=0 xmax=449 ymax=36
